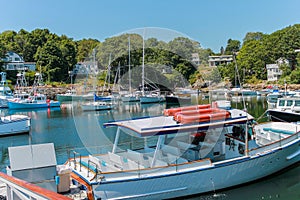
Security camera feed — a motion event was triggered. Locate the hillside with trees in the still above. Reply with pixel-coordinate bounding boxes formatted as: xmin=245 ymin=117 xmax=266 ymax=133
xmin=0 ymin=24 xmax=300 ymax=88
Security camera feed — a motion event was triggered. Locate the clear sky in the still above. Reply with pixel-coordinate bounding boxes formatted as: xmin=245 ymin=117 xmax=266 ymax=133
xmin=1 ymin=0 xmax=299 ymax=52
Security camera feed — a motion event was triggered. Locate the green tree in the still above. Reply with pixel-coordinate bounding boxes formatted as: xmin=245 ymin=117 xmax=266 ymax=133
xmin=35 ymin=40 xmax=64 ymax=82
xmin=76 ymin=38 xmax=100 ymax=62
xmin=225 ymin=39 xmax=240 ymax=55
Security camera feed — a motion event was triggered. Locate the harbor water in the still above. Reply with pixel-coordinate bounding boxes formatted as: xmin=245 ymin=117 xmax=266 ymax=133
xmin=0 ymin=95 xmax=299 ymax=200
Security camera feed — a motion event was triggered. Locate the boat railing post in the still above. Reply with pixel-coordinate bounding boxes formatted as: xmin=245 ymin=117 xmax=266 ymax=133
xmin=73 ymin=151 xmax=80 ymax=170
xmin=138 ymin=161 xmax=140 ymax=178
xmin=176 ymin=158 xmax=178 ymax=172
xmin=87 ymin=160 xmax=90 ymax=178
xmin=67 ymin=149 xmax=71 ymax=167
xmin=79 ymin=154 xmax=82 ymax=172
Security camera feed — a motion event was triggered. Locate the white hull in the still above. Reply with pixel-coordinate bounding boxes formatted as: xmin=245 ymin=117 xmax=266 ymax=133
xmin=67 ymin=105 xmax=300 ymax=200
xmin=81 ymin=102 xmax=114 ymax=111
xmin=0 ymin=115 xmax=31 ymax=136
xmin=82 ymin=137 xmax=300 ymax=199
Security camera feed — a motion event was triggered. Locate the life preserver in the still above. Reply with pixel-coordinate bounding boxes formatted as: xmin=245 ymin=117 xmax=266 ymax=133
xmin=163 ymin=104 xmax=211 ymax=116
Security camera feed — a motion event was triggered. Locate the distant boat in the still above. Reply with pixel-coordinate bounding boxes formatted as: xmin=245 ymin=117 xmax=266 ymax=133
xmin=81 ymin=101 xmax=115 ymax=111
xmin=266 ymin=89 xmax=283 ymax=104
xmin=0 ymin=114 xmax=30 ymax=136
xmin=93 ymin=93 xmax=113 ymax=102
xmin=121 ymin=37 xmax=140 ymax=102
xmin=0 ymin=72 xmax=13 ymax=108
xmin=121 ymin=94 xmax=140 ymax=102
xmin=139 ymin=91 xmax=165 ymax=104
xmin=229 ymin=87 xmax=257 ymax=96
xmin=56 ymin=89 xmax=94 ymax=102
xmin=8 ymin=93 xmax=61 ymax=109
xmin=165 ymin=95 xmax=191 ymax=105
xmin=139 ymin=32 xmax=165 ymax=104
xmin=267 ymin=97 xmax=300 ymax=122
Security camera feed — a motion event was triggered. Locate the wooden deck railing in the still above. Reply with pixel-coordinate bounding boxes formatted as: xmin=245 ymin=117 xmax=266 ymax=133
xmin=0 ymin=172 xmax=71 ymax=200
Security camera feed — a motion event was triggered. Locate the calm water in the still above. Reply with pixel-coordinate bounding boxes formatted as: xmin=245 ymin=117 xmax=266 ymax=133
xmin=0 ymin=96 xmax=299 ymax=200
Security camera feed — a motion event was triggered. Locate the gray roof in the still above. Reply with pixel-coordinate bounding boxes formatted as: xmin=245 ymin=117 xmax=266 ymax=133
xmin=8 ymin=143 xmax=57 ymax=171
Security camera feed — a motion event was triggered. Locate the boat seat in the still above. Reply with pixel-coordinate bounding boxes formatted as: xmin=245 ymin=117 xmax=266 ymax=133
xmin=176 ymin=141 xmax=197 ymax=150
xmin=166 ymin=153 xmax=188 ymax=164
xmin=126 ymin=149 xmax=148 ymax=168
xmin=88 ymin=155 xmax=121 ymax=172
xmin=263 ymin=128 xmax=294 ymax=135
xmin=161 ymin=145 xmax=181 ymax=157
xmin=148 ymin=157 xmax=168 ymax=167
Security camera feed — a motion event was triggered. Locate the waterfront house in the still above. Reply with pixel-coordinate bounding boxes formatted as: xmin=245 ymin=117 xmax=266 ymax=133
xmin=266 ymin=58 xmax=288 ymax=81
xmin=208 ymin=55 xmax=233 ymax=67
xmin=1 ymin=51 xmax=36 ymax=71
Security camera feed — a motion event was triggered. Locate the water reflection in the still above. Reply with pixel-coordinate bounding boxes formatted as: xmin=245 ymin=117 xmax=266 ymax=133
xmin=0 ymin=98 xmax=299 ymax=199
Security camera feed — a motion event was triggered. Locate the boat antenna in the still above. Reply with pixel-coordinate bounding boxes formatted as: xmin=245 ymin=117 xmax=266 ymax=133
xmin=233 ymin=52 xmax=247 ymax=111
xmin=233 ymin=52 xmax=249 ymax=156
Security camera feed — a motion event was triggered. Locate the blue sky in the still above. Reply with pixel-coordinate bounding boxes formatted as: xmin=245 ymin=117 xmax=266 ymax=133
xmin=1 ymin=0 xmax=299 ymax=52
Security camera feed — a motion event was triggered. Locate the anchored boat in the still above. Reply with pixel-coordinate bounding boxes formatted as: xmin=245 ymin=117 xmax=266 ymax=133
xmin=0 ymin=114 xmax=30 ymax=136
xmin=65 ymin=102 xmax=300 ymax=199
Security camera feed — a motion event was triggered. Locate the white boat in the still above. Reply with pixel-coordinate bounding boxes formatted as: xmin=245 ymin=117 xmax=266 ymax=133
xmin=56 ymin=89 xmax=94 ymax=102
xmin=65 ymin=102 xmax=300 ymax=199
xmin=121 ymin=94 xmax=140 ymax=102
xmin=267 ymin=97 xmax=300 ymax=122
xmin=0 ymin=72 xmax=13 ymax=108
xmin=139 ymin=91 xmax=165 ymax=104
xmin=139 ymin=33 xmax=165 ymax=104
xmin=230 ymin=87 xmax=257 ymax=96
xmin=0 ymin=114 xmax=31 ymax=136
xmin=81 ymin=101 xmax=115 ymax=111
xmin=121 ymin=37 xmax=140 ymax=103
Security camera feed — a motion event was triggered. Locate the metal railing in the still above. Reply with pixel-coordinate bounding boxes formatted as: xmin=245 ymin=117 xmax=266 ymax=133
xmin=0 ymin=172 xmax=71 ymax=200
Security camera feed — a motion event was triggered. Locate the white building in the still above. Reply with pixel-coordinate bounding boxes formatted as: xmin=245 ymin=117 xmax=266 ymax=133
xmin=266 ymin=58 xmax=288 ymax=82
xmin=208 ymin=55 xmax=233 ymax=67
xmin=73 ymin=61 xmax=98 ymax=75
xmin=2 ymin=51 xmax=36 ymax=71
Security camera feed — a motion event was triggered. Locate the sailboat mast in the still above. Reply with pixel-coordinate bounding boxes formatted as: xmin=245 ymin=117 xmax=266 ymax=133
xmin=128 ymin=36 xmax=131 ymax=94
xmin=142 ymin=31 xmax=145 ymax=95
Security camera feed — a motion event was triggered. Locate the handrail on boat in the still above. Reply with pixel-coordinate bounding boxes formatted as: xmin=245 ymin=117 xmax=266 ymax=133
xmin=0 ymin=172 xmax=71 ymax=200
xmin=73 ymin=151 xmax=81 ymax=171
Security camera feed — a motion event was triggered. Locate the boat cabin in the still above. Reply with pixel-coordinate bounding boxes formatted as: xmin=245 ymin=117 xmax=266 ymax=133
xmin=276 ymin=97 xmax=300 ymax=112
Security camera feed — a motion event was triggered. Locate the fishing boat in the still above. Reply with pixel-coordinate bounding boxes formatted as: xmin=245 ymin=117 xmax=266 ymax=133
xmin=8 ymin=73 xmax=61 ymax=110
xmin=267 ymin=97 xmax=300 ymax=122
xmin=8 ymin=93 xmax=61 ymax=109
xmin=0 ymin=114 xmax=30 ymax=136
xmin=0 ymin=72 xmax=13 ymax=108
xmin=65 ymin=102 xmax=300 ymax=199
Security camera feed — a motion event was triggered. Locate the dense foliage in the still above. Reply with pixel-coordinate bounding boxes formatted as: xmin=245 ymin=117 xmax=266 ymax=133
xmin=0 ymin=24 xmax=300 ymax=86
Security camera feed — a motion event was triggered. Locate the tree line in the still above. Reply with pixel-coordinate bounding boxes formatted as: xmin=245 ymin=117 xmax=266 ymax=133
xmin=0 ymin=24 xmax=300 ymax=88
